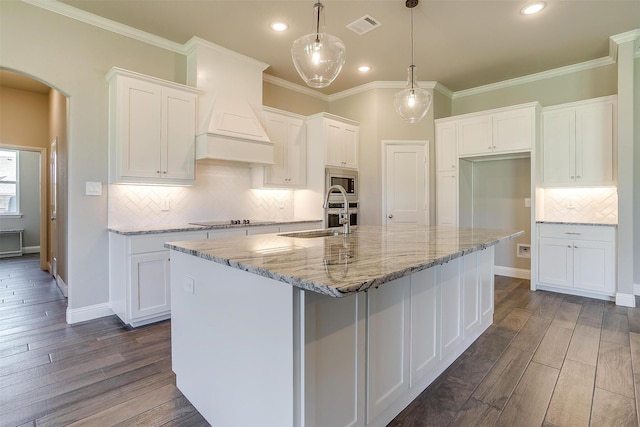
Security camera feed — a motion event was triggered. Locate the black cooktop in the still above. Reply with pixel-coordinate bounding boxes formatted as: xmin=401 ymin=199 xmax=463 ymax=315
xmin=189 ymin=220 xmax=276 ymax=226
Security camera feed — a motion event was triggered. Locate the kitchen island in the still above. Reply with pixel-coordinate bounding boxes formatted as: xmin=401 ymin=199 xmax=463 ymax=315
xmin=166 ymin=225 xmax=522 ymax=427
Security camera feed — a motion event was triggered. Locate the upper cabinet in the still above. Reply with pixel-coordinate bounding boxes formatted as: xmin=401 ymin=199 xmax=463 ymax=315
xmin=107 ymin=67 xmax=199 ymax=185
xmin=307 ymin=113 xmax=359 ymax=169
xmin=542 ymin=96 xmax=617 ymax=187
xmin=254 ymin=107 xmax=306 ymax=188
xmin=456 ymin=104 xmax=537 ymax=157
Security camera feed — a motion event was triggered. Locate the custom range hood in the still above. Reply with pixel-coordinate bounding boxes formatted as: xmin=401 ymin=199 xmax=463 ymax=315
xmin=185 ymin=37 xmax=273 ymax=164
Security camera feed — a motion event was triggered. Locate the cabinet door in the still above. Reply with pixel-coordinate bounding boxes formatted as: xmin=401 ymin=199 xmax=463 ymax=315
xmin=440 ymin=259 xmax=462 ymax=360
xmin=462 ymin=252 xmax=481 ymax=338
xmin=478 ymin=248 xmax=494 ymax=325
xmin=542 ymin=109 xmax=576 ymax=186
xmin=342 ymin=125 xmax=358 ymax=169
xmin=120 ymin=78 xmax=163 ymax=179
xmin=573 ymin=240 xmax=613 ymax=293
xmin=130 ymin=252 xmax=171 ymax=319
xmin=410 ymin=268 xmax=439 ymax=385
xmin=325 ymin=120 xmax=358 ymax=169
xmin=575 ymin=101 xmax=615 ymax=186
xmin=367 ymin=277 xmax=410 ymax=423
xmin=538 ymin=238 xmax=573 ymax=287
xmin=493 ymin=108 xmax=532 ymax=153
xmin=325 ymin=120 xmax=344 ymax=167
xmin=436 ymin=122 xmax=457 ymax=172
xmin=286 ymin=117 xmax=306 ymax=186
xmin=263 ymin=112 xmax=289 ymax=185
xmin=436 ymin=172 xmax=457 ymax=226
xmin=163 ymin=88 xmax=196 ymax=180
xmin=457 ymin=115 xmax=492 ymax=156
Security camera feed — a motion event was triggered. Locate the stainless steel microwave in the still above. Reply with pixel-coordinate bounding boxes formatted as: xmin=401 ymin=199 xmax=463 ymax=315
xmin=325 ymin=168 xmax=358 ymax=202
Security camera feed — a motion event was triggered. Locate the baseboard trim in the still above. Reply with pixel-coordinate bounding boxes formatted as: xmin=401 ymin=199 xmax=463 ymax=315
xmin=494 ymin=266 xmax=530 ymax=280
xmin=616 ymin=292 xmax=636 ymax=308
xmin=66 ymin=303 xmax=114 ymax=324
xmin=55 ymin=274 xmax=68 ymax=297
xmin=23 ymin=246 xmax=40 ymax=254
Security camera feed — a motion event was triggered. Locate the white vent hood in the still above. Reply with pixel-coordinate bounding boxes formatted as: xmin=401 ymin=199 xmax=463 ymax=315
xmin=185 ymin=37 xmax=274 ymax=164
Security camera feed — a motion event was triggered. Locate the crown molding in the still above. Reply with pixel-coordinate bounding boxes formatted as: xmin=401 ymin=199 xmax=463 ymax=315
xmin=609 ymin=29 xmax=640 ymax=61
xmin=22 ymin=0 xmax=185 ymax=53
xmin=262 ymin=74 xmax=329 ymax=102
xmin=184 ymin=36 xmax=269 ymax=71
xmin=452 ymin=56 xmax=615 ymax=100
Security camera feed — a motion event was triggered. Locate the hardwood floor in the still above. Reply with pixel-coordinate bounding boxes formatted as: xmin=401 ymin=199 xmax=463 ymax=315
xmin=1 ymin=255 xmax=639 ymax=426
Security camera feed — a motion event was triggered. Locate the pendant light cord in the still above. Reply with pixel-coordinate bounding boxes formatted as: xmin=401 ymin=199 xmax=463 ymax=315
xmin=410 ymin=6 xmax=415 ymax=88
xmin=315 ymin=2 xmax=322 ymax=43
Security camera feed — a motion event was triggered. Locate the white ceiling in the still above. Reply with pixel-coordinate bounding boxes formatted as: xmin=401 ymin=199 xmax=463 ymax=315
xmin=12 ymin=1 xmax=640 ymax=95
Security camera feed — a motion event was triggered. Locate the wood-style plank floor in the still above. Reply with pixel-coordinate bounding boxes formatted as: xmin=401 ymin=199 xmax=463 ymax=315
xmin=2 ymin=254 xmax=639 ymax=426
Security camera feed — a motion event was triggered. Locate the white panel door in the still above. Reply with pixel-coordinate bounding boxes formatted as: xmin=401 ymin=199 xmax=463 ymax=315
xmin=367 ymin=277 xmax=410 ymax=423
xmin=385 ymin=143 xmax=427 ymax=225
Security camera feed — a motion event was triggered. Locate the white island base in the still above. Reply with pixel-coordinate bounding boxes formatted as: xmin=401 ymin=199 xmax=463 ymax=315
xmin=170 ymin=247 xmax=495 ymax=427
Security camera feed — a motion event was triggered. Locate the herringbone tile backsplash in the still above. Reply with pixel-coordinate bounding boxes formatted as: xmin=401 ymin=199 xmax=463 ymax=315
xmin=109 ymin=163 xmax=294 ymax=227
xmin=540 ymin=187 xmax=618 ymax=224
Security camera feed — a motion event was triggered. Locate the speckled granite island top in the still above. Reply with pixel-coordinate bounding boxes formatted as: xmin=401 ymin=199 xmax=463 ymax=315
xmin=165 ymin=225 xmax=523 ymax=297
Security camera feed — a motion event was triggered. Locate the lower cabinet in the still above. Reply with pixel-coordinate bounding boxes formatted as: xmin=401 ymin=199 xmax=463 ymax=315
xmin=537 ymin=223 xmax=615 ymax=297
xmin=109 ymin=230 xmax=208 ymax=327
xmin=303 ymin=248 xmax=495 ymax=427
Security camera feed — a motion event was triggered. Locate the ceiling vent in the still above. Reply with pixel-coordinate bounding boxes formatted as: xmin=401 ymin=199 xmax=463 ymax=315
xmin=346 ymin=15 xmax=381 ymax=35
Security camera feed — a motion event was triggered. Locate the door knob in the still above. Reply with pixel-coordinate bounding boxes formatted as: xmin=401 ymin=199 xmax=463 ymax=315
xmin=388 ymin=214 xmax=394 ymax=219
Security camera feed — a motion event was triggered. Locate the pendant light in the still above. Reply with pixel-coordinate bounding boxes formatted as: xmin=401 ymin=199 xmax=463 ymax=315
xmin=291 ymin=2 xmax=346 ymax=88
xmin=394 ymin=0 xmax=432 ymax=123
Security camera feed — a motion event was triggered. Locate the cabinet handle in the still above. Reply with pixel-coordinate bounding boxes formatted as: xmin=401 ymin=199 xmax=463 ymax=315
xmin=570 ymin=176 xmax=574 ymax=179
xmin=488 ymin=146 xmax=492 ymax=149
xmin=156 ymin=170 xmax=161 ymax=174
xmin=163 ymin=171 xmax=167 ymax=174
xmin=567 ymin=245 xmax=572 ymax=248
xmin=565 ymin=232 xmax=581 ymax=235
xmin=574 ymin=245 xmax=578 ymax=249
xmin=576 ymin=176 xmax=581 ymax=179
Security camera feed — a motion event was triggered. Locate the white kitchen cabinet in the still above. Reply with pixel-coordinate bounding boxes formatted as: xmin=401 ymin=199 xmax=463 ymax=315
xmin=435 ymin=121 xmax=457 ymax=172
xmin=307 ymin=113 xmax=359 ymax=169
xmin=456 ymin=104 xmax=536 ymax=157
xmin=255 ymin=108 xmax=306 ymax=188
xmin=537 ymin=223 xmax=615 ymax=297
xmin=436 ymin=171 xmax=458 ymax=226
xmin=542 ymin=96 xmax=616 ymax=187
xmin=410 ymin=268 xmax=439 ymax=385
xmin=440 ymin=258 xmax=462 ymax=360
xmin=109 ymin=230 xmax=207 ymax=327
xmin=207 ymin=229 xmax=247 ymax=239
xmin=107 ymin=67 xmax=198 ymax=185
xmin=247 ymin=225 xmax=281 ymax=235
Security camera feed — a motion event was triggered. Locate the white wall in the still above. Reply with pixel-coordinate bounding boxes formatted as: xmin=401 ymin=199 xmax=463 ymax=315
xmin=0 ymin=1 xmax=185 ymax=314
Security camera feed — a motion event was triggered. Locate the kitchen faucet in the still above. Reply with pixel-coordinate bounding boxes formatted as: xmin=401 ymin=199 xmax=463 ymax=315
xmin=323 ymin=184 xmax=351 ymax=234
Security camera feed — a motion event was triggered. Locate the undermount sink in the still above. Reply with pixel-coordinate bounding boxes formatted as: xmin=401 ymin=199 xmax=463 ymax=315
xmin=278 ymin=229 xmax=348 ymax=238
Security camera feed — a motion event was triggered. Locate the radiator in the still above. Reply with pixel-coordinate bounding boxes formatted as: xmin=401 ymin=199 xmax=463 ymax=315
xmin=0 ymin=229 xmax=24 ymax=257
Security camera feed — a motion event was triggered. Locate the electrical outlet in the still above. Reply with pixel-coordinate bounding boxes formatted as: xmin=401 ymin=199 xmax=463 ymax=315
xmin=85 ymin=181 xmax=102 ymax=196
xmin=517 ymin=244 xmax=531 ymax=258
xmin=524 ymin=198 xmax=531 ymax=208
xmin=183 ymin=276 xmax=195 ymax=295
xmin=161 ymin=197 xmax=171 ymax=211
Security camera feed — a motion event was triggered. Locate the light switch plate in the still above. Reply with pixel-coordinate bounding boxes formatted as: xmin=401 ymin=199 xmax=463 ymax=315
xmin=85 ymin=181 xmax=102 ymax=196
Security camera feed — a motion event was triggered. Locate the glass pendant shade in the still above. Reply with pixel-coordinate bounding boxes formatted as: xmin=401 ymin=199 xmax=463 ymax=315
xmin=394 ymin=65 xmax=432 ymax=123
xmin=291 ymin=3 xmax=346 ymax=88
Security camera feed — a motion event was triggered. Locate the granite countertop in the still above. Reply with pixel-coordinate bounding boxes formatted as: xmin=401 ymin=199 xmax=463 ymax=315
xmin=536 ymin=220 xmax=618 ymax=227
xmin=165 ymin=225 xmax=523 ymax=297
xmin=108 ymin=219 xmax=323 ymax=236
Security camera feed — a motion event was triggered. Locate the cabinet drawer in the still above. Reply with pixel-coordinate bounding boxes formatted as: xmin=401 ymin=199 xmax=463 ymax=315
xmin=537 ymin=224 xmax=614 ymax=242
xmin=129 ymin=231 xmax=208 ymax=254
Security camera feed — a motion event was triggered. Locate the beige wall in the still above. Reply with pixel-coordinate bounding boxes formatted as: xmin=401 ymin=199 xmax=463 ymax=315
xmin=452 ymin=63 xmax=618 ymax=114
xmin=0 ymin=86 xmax=49 ymax=148
xmin=1 ymin=1 xmax=186 ymax=312
xmin=263 ymin=81 xmax=328 ymax=115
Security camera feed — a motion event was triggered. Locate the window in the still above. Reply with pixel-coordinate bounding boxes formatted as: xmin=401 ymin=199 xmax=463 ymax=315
xmin=0 ymin=150 xmax=19 ymax=214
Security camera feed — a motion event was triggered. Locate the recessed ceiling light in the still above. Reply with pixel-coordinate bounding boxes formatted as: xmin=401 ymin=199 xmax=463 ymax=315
xmin=270 ymin=21 xmax=288 ymax=32
xmin=521 ymin=2 xmax=546 ymax=15
xmin=358 ymin=65 xmax=371 ymax=72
